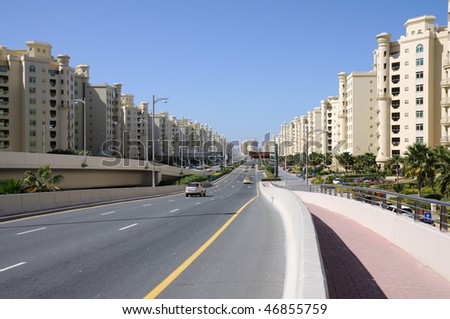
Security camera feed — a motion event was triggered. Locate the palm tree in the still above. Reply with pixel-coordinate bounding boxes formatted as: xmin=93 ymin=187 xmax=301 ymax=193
xmin=308 ymin=152 xmax=323 ymax=172
xmin=402 ymin=142 xmax=435 ymax=197
xmin=433 ymin=145 xmax=450 ymax=198
xmin=23 ymin=164 xmax=64 ymax=192
xmin=335 ymin=152 xmax=354 ymax=172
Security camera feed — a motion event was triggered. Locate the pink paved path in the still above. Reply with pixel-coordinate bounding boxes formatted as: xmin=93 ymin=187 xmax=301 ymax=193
xmin=304 ymin=202 xmax=450 ymax=299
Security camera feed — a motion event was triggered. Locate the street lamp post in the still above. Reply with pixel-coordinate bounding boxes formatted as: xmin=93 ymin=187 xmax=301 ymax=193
xmin=74 ymin=98 xmax=87 ymax=167
xmin=151 ymin=95 xmax=168 ymax=187
xmin=138 ymin=119 xmax=149 ymax=169
xmin=305 ymin=121 xmax=309 ymax=189
xmin=42 ymin=124 xmax=55 ymax=153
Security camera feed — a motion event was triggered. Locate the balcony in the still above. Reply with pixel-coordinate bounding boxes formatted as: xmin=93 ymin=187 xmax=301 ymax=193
xmin=392 ymin=62 xmax=400 ymax=72
xmin=392 ymin=125 xmax=400 ymax=134
xmin=0 ymin=130 xmax=9 ymax=138
xmin=441 ymin=78 xmax=450 ymax=88
xmin=392 ymin=113 xmax=400 ymax=121
xmin=441 ymin=136 xmax=450 ymax=145
xmin=391 ymin=75 xmax=400 ymax=84
xmin=392 ymin=100 xmax=400 ymax=109
xmin=50 ymin=79 xmax=56 ymax=87
xmin=441 ymin=97 xmax=450 ymax=107
xmin=0 ymin=108 xmax=9 ymax=116
xmin=0 ymin=141 xmax=9 ymax=149
xmin=0 ymin=76 xmax=8 ymax=84
xmin=0 ymin=97 xmax=8 ymax=105
xmin=391 ymin=88 xmax=400 ymax=97
xmin=0 ymin=119 xmax=9 ymax=127
xmin=441 ymin=116 xmax=450 ymax=126
xmin=392 ymin=138 xmax=400 ymax=146
xmin=444 ymin=59 xmax=450 ymax=69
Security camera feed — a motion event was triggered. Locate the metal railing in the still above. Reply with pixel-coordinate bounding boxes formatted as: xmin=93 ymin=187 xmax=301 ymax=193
xmin=298 ymin=184 xmax=449 ymax=232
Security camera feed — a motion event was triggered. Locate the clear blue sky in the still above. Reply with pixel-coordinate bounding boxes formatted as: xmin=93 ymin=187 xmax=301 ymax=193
xmin=2 ymin=0 xmax=447 ymax=143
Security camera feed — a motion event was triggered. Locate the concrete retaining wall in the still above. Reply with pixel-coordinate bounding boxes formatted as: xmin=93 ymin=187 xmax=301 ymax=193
xmin=259 ymin=182 xmax=328 ymax=299
xmin=296 ymin=191 xmax=450 ymax=283
xmin=0 ymin=185 xmax=185 ymax=219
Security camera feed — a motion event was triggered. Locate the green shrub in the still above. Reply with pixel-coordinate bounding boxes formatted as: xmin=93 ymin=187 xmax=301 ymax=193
xmin=0 ymin=179 xmax=25 ymax=194
xmin=176 ymin=174 xmax=208 ymax=185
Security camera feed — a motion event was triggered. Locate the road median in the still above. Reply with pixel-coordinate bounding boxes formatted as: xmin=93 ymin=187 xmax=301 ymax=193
xmin=258 ymin=182 xmax=328 ymax=299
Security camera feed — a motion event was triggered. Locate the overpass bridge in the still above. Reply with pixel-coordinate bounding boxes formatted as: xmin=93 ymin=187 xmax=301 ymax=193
xmin=0 ymin=151 xmax=198 ymax=189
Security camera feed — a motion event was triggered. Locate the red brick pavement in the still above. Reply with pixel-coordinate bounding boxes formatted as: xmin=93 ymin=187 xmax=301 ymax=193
xmin=305 ymin=203 xmax=450 ymax=299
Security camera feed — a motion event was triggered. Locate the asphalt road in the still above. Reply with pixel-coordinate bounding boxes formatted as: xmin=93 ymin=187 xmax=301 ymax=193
xmin=0 ymin=164 xmax=285 ymax=298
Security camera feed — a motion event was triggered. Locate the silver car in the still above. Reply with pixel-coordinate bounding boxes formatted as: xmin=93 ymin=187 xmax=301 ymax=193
xmin=185 ymin=182 xmax=206 ymax=197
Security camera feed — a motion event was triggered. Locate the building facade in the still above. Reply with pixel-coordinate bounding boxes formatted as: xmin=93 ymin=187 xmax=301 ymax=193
xmin=276 ymin=5 xmax=450 ymax=167
xmin=0 ymin=41 xmax=228 ymax=168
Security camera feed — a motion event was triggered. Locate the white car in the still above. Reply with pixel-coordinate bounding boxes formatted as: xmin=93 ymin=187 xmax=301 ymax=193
xmin=332 ymin=178 xmax=341 ymax=185
xmin=386 ymin=205 xmax=414 ymax=217
xmin=185 ymin=182 xmax=206 ymax=197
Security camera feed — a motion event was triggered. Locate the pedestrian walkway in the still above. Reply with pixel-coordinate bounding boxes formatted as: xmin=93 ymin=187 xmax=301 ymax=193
xmin=303 ymin=202 xmax=450 ymax=299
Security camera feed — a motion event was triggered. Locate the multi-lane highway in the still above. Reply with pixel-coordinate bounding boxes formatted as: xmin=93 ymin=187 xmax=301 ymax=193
xmin=0 ymin=164 xmax=285 ymax=298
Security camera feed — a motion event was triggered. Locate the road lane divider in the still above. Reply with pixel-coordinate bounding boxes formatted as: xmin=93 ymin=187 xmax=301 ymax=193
xmin=145 ymin=189 xmax=259 ymax=299
xmin=169 ymin=209 xmax=179 ymax=213
xmin=0 ymin=262 xmax=27 ymax=272
xmin=119 ymin=223 xmax=138 ymax=231
xmin=101 ymin=211 xmax=116 ymax=216
xmin=16 ymin=227 xmax=46 ymax=236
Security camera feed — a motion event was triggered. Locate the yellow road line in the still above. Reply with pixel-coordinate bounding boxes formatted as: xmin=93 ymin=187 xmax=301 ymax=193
xmin=144 ymin=187 xmax=260 ymax=299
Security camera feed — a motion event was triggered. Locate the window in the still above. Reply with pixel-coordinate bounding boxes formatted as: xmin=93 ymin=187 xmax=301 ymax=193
xmin=416 ymin=137 xmax=424 ymax=143
xmin=392 ymin=150 xmax=401 ymax=157
xmin=416 ymin=110 xmax=424 ymax=118
xmin=416 ymin=71 xmax=424 ymax=79
xmin=405 ymin=61 xmax=409 ymax=66
xmin=29 ymin=65 xmax=36 ymax=73
xmin=392 ymin=100 xmax=400 ymax=108
xmin=29 ymin=87 xmax=36 ymax=94
xmin=416 ymin=97 xmax=424 ymax=105
xmin=416 ymin=58 xmax=424 ymax=66
xmin=29 ymin=77 xmax=36 ymax=83
xmin=416 ymin=44 xmax=424 ymax=53
xmin=392 ymin=125 xmax=400 ymax=134
xmin=392 ymin=138 xmax=400 ymax=146
xmin=416 ymin=84 xmax=423 ymax=92
xmin=392 ymin=112 xmax=400 ymax=121
xmin=405 ymin=48 xmax=409 ymax=53
xmin=416 ymin=124 xmax=424 ymax=131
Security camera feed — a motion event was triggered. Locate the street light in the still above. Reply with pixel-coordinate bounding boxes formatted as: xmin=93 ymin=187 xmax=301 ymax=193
xmin=42 ymin=124 xmax=55 ymax=153
xmin=138 ymin=119 xmax=149 ymax=169
xmin=151 ymin=95 xmax=168 ymax=187
xmin=74 ymin=98 xmax=87 ymax=167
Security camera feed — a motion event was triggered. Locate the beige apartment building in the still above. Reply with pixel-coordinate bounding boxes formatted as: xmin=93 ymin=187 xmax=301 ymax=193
xmin=0 ymin=41 xmax=227 ymax=167
xmin=375 ymin=15 xmax=448 ymax=163
xmin=277 ymin=5 xmax=450 ymax=167
xmin=0 ymin=41 xmax=75 ymax=153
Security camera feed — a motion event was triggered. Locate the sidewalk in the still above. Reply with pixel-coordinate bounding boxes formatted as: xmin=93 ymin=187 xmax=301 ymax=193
xmin=303 ymin=202 xmax=450 ymax=299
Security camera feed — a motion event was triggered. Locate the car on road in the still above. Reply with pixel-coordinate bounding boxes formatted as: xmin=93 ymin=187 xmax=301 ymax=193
xmin=185 ymin=182 xmax=206 ymax=197
xmin=386 ymin=204 xmax=414 ymax=217
xmin=332 ymin=178 xmax=341 ymax=185
xmin=243 ymin=177 xmax=252 ymax=184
